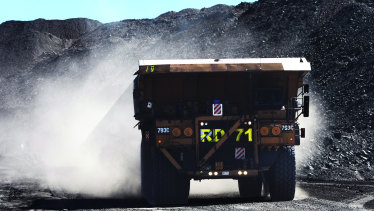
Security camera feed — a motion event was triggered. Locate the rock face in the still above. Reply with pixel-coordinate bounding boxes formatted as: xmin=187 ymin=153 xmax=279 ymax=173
xmin=0 ymin=0 xmax=373 ymax=181
xmin=0 ymin=18 xmax=101 ymax=75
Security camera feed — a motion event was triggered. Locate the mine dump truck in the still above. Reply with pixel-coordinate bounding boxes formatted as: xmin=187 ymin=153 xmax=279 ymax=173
xmin=133 ymin=58 xmax=310 ymax=205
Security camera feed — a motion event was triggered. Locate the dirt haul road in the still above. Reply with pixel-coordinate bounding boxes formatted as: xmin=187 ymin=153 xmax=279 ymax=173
xmin=1 ymin=179 xmax=373 ymax=210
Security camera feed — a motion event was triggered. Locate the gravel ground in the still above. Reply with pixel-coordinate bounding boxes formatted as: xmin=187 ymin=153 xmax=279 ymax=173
xmin=0 ymin=179 xmax=373 ymax=210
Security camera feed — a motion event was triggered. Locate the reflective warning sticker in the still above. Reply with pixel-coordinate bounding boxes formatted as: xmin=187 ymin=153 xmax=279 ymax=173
xmin=235 ymin=147 xmax=245 ymax=160
xmin=145 ymin=131 xmax=150 ymax=140
xmin=213 ymin=104 xmax=223 ymax=116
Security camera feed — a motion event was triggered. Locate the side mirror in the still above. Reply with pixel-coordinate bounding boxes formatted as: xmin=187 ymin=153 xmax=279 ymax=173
xmin=303 ymin=84 xmax=309 ymax=93
xmin=301 ymin=128 xmax=305 ymax=138
xmin=303 ymin=96 xmax=309 ymax=117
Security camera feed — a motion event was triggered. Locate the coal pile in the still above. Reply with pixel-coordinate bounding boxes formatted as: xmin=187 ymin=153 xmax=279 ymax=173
xmin=0 ymin=0 xmax=373 ymax=182
xmin=300 ymin=2 xmax=374 ymax=180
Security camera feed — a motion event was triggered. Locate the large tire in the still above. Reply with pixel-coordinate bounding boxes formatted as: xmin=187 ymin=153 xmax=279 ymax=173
xmin=141 ymin=139 xmax=152 ymax=202
xmin=238 ymin=176 xmax=263 ymax=198
xmin=268 ymin=146 xmax=296 ymax=201
xmin=141 ymin=139 xmax=190 ymax=206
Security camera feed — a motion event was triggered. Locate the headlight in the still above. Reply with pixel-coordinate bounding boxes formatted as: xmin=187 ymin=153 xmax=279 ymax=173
xmin=184 ymin=128 xmax=193 ymax=137
xmin=172 ymin=128 xmax=181 ymax=137
xmin=272 ymin=126 xmax=281 ymax=136
xmin=260 ymin=126 xmax=269 ymax=136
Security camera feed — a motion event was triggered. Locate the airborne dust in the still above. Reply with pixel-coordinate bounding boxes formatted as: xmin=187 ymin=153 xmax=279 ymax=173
xmin=0 ymin=46 xmax=141 ymax=197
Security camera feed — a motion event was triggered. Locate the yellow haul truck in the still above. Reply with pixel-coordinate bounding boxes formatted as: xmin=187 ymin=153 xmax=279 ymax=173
xmin=133 ymin=58 xmax=310 ymax=205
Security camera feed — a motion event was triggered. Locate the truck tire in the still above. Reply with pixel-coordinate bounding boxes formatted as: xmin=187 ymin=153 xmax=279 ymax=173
xmin=141 ymin=139 xmax=190 ymax=206
xmin=140 ymin=139 xmax=152 ymax=203
xmin=268 ymin=146 xmax=296 ymax=201
xmin=238 ymin=176 xmax=262 ymax=198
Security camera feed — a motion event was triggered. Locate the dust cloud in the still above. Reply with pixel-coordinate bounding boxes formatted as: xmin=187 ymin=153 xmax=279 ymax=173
xmin=0 ymin=46 xmax=141 ymax=197
xmin=190 ymin=179 xmax=238 ymax=196
xmin=296 ymin=91 xmax=326 ymax=170
xmin=294 ymin=185 xmax=309 ymax=200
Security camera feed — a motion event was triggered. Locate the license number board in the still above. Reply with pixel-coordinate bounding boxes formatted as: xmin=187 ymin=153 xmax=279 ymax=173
xmin=199 ymin=121 xmax=252 ymax=143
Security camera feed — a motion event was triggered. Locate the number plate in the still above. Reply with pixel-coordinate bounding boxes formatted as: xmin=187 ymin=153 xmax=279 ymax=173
xmin=157 ymin=127 xmax=170 ymax=134
xmin=199 ymin=121 xmax=252 ymax=143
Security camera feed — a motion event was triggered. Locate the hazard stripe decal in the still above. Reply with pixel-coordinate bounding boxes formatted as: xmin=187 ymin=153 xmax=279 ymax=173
xmin=213 ymin=104 xmax=223 ymax=116
xmin=235 ymin=147 xmax=245 ymax=160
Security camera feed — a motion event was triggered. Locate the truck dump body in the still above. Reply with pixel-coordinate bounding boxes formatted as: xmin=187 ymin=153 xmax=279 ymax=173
xmin=133 ymin=58 xmax=311 ymax=205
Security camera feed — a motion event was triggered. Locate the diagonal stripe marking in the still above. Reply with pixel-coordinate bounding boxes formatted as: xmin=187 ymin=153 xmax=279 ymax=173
xmin=214 ymin=105 xmax=221 ymax=113
xmin=237 ymin=150 xmax=245 ymax=158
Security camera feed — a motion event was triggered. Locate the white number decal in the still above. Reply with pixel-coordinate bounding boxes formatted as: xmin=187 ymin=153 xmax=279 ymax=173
xmin=282 ymin=125 xmax=293 ymax=131
xmin=157 ymin=127 xmax=170 ymax=134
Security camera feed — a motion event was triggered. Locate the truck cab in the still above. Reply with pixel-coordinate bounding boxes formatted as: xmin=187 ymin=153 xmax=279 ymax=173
xmin=133 ymin=58 xmax=311 ymax=205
